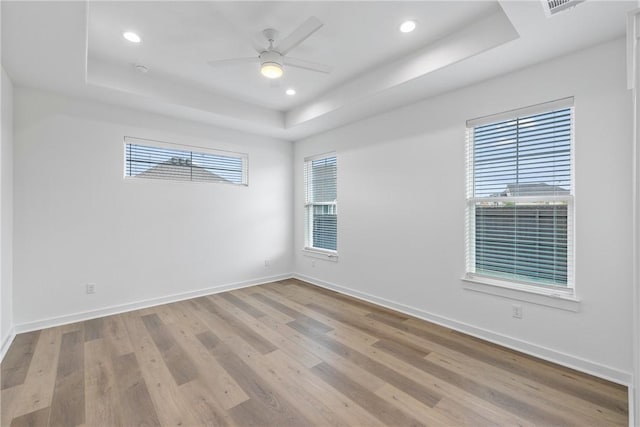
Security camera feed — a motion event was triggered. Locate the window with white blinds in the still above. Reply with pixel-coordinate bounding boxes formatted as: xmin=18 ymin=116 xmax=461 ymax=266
xmin=465 ymin=98 xmax=574 ymax=290
xmin=304 ymin=154 xmax=337 ymax=252
xmin=124 ymin=137 xmax=247 ymax=185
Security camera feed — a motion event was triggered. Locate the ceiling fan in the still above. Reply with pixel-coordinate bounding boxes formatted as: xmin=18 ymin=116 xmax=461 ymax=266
xmin=208 ymin=16 xmax=331 ymax=80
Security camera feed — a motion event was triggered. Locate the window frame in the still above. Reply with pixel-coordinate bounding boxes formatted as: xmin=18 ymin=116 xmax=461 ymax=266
xmin=464 ymin=98 xmax=576 ymax=297
xmin=123 ymin=136 xmax=248 ymax=186
xmin=304 ymin=152 xmax=338 ymax=257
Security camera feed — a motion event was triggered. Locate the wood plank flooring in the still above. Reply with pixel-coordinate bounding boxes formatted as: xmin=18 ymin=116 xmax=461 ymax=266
xmin=1 ymin=279 xmax=628 ymax=426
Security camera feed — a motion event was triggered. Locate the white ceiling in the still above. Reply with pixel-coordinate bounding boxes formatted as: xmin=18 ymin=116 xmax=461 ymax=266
xmin=2 ymin=1 xmax=637 ymax=141
xmin=88 ymin=1 xmax=499 ymax=110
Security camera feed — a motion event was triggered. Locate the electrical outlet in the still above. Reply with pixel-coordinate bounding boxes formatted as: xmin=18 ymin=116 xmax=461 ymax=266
xmin=311 ymin=260 xmax=316 ymax=268
xmin=512 ymin=304 xmax=523 ymax=319
xmin=264 ymin=259 xmax=270 ymax=267
xmin=86 ymin=283 xmax=96 ymax=294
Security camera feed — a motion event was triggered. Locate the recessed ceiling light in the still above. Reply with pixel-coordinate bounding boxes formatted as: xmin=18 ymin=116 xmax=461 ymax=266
xmin=399 ymin=20 xmax=417 ymax=33
xmin=123 ymin=31 xmax=141 ymax=43
xmin=286 ymin=88 xmax=296 ymax=96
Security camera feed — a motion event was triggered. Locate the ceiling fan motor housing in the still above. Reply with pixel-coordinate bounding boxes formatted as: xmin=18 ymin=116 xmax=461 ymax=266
xmin=259 ymin=50 xmax=283 ymax=67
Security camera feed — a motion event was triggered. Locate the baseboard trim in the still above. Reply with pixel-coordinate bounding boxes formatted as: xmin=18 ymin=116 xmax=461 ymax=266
xmin=10 ymin=271 xmax=633 ymax=387
xmin=1 ymin=326 xmax=16 ymax=362
xmin=14 ymin=273 xmax=293 ymax=334
xmin=293 ymin=273 xmax=633 ymax=386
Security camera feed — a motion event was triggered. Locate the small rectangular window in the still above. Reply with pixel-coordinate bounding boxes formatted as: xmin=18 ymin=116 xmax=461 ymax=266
xmin=466 ymin=98 xmax=574 ymax=290
xmin=124 ymin=137 xmax=248 ymax=185
xmin=304 ymin=154 xmax=337 ymax=253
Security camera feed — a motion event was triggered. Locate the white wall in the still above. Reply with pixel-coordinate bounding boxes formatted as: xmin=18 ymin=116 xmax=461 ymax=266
xmin=13 ymin=88 xmax=293 ymax=328
xmin=7 ymin=34 xmax=634 ymax=389
xmin=294 ymin=38 xmax=634 ymax=383
xmin=1 ymin=67 xmax=14 ymax=354
xmin=632 ymin=8 xmax=640 ymax=423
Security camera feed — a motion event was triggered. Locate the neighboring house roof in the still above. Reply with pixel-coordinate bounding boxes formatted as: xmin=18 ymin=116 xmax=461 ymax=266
xmin=497 ymin=183 xmax=570 ymax=196
xmin=135 ymin=157 xmax=230 ymax=183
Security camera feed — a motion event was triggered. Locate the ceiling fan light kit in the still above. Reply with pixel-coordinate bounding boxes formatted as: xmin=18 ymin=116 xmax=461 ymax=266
xmin=260 ymin=63 xmax=283 ymax=79
xmin=259 ymin=50 xmax=284 ymax=79
xmin=208 ymin=16 xmax=330 ymax=81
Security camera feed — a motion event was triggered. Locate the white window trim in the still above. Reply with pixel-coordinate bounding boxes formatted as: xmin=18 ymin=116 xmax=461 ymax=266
xmin=461 ymin=275 xmax=580 ymax=312
xmin=465 ymin=98 xmax=576 ymax=302
xmin=304 ymin=152 xmax=338 ymax=255
xmin=466 ymin=97 xmax=574 ymax=128
xmin=123 ymin=136 xmax=249 ymax=186
xmin=302 ymin=247 xmax=339 ymax=262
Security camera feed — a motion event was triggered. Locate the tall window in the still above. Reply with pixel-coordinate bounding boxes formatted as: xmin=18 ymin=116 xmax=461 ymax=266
xmin=304 ymin=154 xmax=337 ymax=252
xmin=466 ymin=98 xmax=574 ymax=290
xmin=125 ymin=137 xmax=248 ymax=185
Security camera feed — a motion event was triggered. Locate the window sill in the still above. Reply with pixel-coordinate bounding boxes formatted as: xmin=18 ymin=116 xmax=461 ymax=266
xmin=302 ymin=248 xmax=339 ymax=262
xmin=123 ymin=176 xmax=248 ymax=187
xmin=462 ymin=275 xmax=580 ymax=312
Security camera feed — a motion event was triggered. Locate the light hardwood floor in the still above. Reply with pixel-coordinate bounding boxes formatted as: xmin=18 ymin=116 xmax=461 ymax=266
xmin=1 ymin=279 xmax=628 ymax=426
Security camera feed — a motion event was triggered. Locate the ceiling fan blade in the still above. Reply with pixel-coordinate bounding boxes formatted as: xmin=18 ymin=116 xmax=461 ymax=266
xmin=284 ymin=57 xmax=331 ymax=74
xmin=277 ymin=16 xmax=323 ymax=56
xmin=207 ymin=57 xmax=258 ymax=67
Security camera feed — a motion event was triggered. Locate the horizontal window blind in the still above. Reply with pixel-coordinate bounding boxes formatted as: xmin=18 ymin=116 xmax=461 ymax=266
xmin=475 ymin=202 xmax=569 ymax=286
xmin=473 ymin=108 xmax=572 ymax=198
xmin=304 ymin=154 xmax=337 ymax=252
xmin=466 ymin=102 xmax=574 ymax=288
xmin=124 ymin=137 xmax=247 ymax=185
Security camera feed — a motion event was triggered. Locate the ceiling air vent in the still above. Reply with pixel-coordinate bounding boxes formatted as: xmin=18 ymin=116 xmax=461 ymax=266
xmin=542 ymin=0 xmax=585 ymax=17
